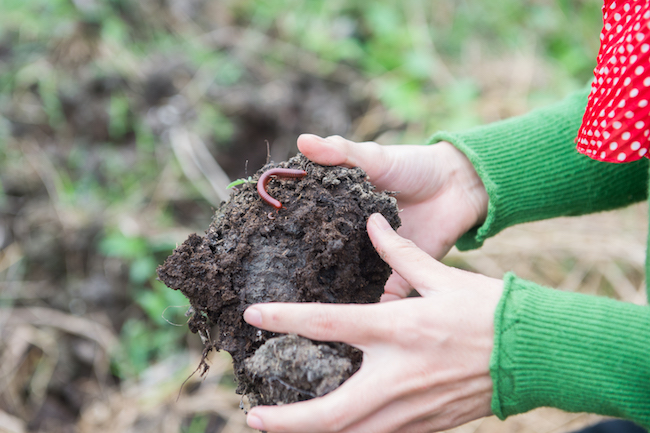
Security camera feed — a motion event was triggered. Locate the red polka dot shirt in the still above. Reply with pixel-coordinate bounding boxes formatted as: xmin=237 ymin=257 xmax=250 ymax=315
xmin=576 ymin=0 xmax=650 ymax=163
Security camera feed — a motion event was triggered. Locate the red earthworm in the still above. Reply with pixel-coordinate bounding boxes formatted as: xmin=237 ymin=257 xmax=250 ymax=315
xmin=257 ymin=168 xmax=307 ymax=209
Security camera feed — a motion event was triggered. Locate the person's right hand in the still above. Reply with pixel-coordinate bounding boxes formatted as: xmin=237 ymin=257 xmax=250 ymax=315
xmin=297 ymin=134 xmax=489 ymax=300
xmin=243 ymin=213 xmax=502 ymax=433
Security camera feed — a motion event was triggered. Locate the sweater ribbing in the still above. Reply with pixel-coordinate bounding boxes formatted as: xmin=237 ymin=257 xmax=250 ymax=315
xmin=429 ymin=88 xmax=649 ymax=251
xmin=492 ymin=274 xmax=650 ymax=428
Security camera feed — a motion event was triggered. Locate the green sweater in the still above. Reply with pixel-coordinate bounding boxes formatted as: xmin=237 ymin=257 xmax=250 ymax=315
xmin=430 ymin=88 xmax=650 ymax=428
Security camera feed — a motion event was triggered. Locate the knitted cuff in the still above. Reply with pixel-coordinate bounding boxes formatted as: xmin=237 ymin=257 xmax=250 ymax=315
xmin=490 ymin=273 xmax=650 ymax=429
xmin=428 ymin=89 xmax=648 ymax=250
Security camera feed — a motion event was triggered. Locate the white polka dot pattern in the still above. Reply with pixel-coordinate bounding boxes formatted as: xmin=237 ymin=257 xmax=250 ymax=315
xmin=576 ymin=0 xmax=650 ymax=163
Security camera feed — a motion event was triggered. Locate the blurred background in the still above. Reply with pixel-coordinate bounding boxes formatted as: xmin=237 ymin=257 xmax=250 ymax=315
xmin=1 ymin=0 xmax=645 ymax=432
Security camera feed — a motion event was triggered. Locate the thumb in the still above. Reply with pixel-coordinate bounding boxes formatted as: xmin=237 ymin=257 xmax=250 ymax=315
xmin=297 ymin=134 xmax=391 ymax=186
xmin=367 ymin=213 xmax=469 ymax=296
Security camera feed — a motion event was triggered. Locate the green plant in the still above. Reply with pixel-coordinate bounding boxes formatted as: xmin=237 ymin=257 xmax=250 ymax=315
xmin=226 ymin=176 xmax=256 ymax=189
xmin=182 ymin=414 xmax=210 ymax=433
xmin=99 ymin=231 xmax=190 ymax=377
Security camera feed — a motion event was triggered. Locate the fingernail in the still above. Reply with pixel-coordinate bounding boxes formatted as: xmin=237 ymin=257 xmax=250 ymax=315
xmin=371 ymin=213 xmax=393 ymax=231
xmin=244 ymin=307 xmax=262 ymax=327
xmin=247 ymin=413 xmax=264 ymax=430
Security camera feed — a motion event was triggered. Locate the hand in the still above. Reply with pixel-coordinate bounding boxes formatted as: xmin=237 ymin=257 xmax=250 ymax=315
xmin=297 ymin=134 xmax=488 ymax=299
xmin=244 ymin=213 xmax=503 ymax=433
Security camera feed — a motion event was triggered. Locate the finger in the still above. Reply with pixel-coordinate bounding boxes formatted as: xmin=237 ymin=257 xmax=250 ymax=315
xmin=381 ymin=271 xmax=413 ymax=301
xmin=246 ymin=366 xmax=392 ymax=433
xmin=367 ymin=213 xmax=461 ymax=296
xmin=297 ymin=134 xmax=352 ymax=166
xmin=297 ymin=134 xmax=392 ymax=187
xmin=380 ymin=292 xmax=402 ymax=302
xmin=243 ymin=302 xmax=388 ymax=347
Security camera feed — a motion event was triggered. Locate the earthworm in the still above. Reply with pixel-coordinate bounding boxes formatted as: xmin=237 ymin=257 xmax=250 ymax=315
xmin=257 ymin=168 xmax=307 ymax=209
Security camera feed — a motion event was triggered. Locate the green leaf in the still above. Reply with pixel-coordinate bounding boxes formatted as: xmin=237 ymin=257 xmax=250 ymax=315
xmin=108 ymin=93 xmax=131 ymax=140
xmin=99 ymin=232 xmax=149 ymax=259
xmin=129 ymin=255 xmax=158 ymax=284
xmin=226 ymin=177 xmax=255 ymax=189
xmin=183 ymin=415 xmax=210 ymax=433
xmin=136 ymin=280 xmax=189 ymax=325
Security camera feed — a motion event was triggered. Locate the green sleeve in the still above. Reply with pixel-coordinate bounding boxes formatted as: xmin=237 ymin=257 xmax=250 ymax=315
xmin=491 ymin=274 xmax=650 ymax=428
xmin=429 ymin=88 xmax=649 ymax=250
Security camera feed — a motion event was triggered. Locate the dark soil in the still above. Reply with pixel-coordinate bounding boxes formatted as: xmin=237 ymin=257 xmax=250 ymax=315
xmin=157 ymin=153 xmax=400 ymax=407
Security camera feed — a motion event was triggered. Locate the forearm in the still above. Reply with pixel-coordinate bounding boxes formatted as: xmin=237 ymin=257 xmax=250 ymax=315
xmin=430 ymin=88 xmax=649 ymax=250
xmin=492 ymin=274 xmax=650 ymax=428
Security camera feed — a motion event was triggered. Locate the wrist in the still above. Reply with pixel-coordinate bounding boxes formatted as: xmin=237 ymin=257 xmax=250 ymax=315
xmin=436 ymin=141 xmax=489 ymax=231
xmin=491 ymin=274 xmax=650 ymax=426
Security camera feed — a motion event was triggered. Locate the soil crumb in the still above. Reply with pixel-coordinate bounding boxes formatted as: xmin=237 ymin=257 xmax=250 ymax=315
xmin=157 ymin=152 xmax=400 ymax=408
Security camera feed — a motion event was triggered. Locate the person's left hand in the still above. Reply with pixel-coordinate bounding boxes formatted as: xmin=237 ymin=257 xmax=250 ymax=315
xmin=243 ymin=213 xmax=504 ymax=433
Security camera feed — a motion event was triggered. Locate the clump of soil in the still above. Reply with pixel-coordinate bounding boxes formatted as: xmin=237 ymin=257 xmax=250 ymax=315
xmin=157 ymin=152 xmax=400 ymax=408
xmin=244 ymin=334 xmax=355 ymax=403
